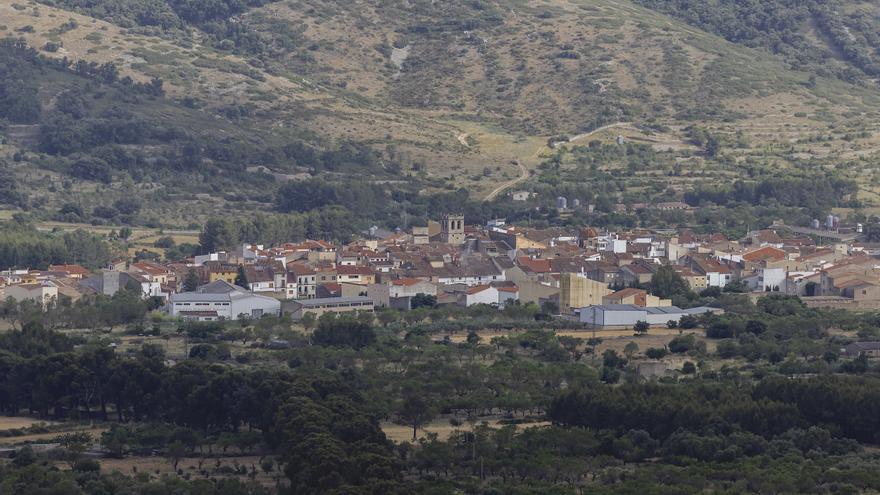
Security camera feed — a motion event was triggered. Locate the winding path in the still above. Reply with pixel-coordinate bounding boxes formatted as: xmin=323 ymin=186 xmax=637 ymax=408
xmin=556 ymin=122 xmax=633 ymax=148
xmin=482 ymin=122 xmax=632 ymax=201
xmin=484 ymin=160 xmax=529 ymax=202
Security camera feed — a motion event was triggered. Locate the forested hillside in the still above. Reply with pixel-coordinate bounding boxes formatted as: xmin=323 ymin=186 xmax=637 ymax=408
xmin=2 ymin=0 xmax=880 ymax=233
xmin=635 ymin=0 xmax=880 ymax=81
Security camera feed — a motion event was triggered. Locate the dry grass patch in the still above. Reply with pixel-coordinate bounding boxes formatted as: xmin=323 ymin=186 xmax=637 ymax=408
xmin=0 ymin=426 xmax=108 ymax=446
xmin=382 ymin=418 xmax=550 ymax=444
xmin=0 ymin=417 xmax=54 ymax=431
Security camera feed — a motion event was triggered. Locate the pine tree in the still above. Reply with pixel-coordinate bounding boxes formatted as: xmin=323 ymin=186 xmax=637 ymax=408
xmin=235 ymin=265 xmax=249 ymax=289
xmin=183 ymin=268 xmax=200 ymax=292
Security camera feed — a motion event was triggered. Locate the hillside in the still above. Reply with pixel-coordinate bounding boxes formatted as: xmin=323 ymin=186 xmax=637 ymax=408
xmin=2 ymin=0 xmax=880 ymax=231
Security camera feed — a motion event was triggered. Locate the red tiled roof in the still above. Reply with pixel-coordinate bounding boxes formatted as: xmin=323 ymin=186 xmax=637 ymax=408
xmin=743 ymin=246 xmax=786 ymax=263
xmin=132 ymin=262 xmax=168 ymax=276
xmin=337 ymin=265 xmax=374 ymax=276
xmin=516 ymin=257 xmax=553 ymax=274
xmin=287 ymin=263 xmax=316 ymax=276
xmin=607 ymin=287 xmax=646 ymax=298
xmin=466 ymin=284 xmax=492 ymax=295
xmin=48 ymin=264 xmax=90 ymax=276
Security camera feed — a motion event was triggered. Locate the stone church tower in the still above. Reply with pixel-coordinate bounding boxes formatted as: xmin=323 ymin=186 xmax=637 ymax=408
xmin=441 ymin=214 xmax=465 ymax=245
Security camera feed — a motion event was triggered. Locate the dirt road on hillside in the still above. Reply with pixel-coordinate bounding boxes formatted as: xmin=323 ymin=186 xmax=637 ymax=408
xmin=482 ymin=122 xmax=632 ymax=201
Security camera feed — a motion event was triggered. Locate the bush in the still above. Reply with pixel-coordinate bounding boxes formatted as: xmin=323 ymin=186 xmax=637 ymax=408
xmin=312 ymin=316 xmax=375 ymax=349
xmin=679 ymin=314 xmax=698 ymax=329
xmin=73 ymin=458 xmax=101 ymax=473
xmin=668 ymin=334 xmax=696 ymax=354
xmin=645 ymin=347 xmax=668 ymax=359
xmin=716 ymin=340 xmax=739 ymax=358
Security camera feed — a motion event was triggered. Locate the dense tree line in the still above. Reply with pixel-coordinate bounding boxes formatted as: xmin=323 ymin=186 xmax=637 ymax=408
xmin=198 ymin=209 xmax=361 ymax=250
xmin=549 ymin=376 xmax=880 ymax=444
xmin=0 ymin=324 xmax=407 ymax=493
xmin=0 ymin=220 xmax=113 ymax=269
xmin=1 ymin=278 xmax=880 ymax=492
xmin=683 ymin=175 xmax=858 ymax=214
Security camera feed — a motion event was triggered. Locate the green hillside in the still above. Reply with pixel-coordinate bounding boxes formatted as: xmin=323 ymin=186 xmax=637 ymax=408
xmin=2 ymin=0 xmax=880 ymax=232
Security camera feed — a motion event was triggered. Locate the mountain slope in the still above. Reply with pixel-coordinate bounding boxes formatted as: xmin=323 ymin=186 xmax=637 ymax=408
xmin=2 ymin=0 xmax=880 ymax=227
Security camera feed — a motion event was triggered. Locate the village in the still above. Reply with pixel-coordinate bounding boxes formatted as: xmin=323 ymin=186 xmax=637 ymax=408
xmin=3 ymin=213 xmax=880 ymax=332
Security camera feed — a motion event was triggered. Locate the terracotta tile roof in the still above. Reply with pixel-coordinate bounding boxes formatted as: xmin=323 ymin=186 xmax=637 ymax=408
xmin=607 ymin=287 xmax=646 ymax=298
xmin=336 ymin=265 xmax=375 ymax=276
xmin=622 ymin=263 xmax=654 ymax=274
xmin=48 ymin=264 xmax=90 ymax=276
xmin=516 ymin=257 xmax=553 ymax=274
xmin=131 ymin=262 xmax=169 ymax=276
xmin=743 ymin=246 xmax=786 ymax=263
xmin=466 ymin=284 xmax=493 ymax=295
xmin=287 ymin=263 xmax=316 ymax=276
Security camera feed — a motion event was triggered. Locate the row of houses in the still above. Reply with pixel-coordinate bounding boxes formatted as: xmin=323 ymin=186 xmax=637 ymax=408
xmin=6 ymin=216 xmax=880 ymax=323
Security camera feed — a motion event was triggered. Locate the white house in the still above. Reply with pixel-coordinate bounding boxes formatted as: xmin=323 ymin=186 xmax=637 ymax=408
xmin=389 ymin=278 xmax=437 ymax=299
xmin=169 ymin=280 xmax=281 ymax=321
xmin=464 ymin=285 xmax=499 ymax=306
xmin=287 ymin=263 xmax=316 ymax=300
xmin=497 ymin=286 xmax=519 ymax=307
xmin=746 ymin=267 xmax=786 ymax=292
xmin=707 ymin=270 xmax=732 ymax=288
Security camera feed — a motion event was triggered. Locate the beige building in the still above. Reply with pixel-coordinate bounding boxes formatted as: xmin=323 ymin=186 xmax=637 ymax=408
xmin=602 ymin=287 xmax=671 ymax=307
xmin=335 ymin=265 xmax=376 ymax=285
xmin=412 ymin=226 xmax=430 ymax=245
xmin=6 ymin=282 xmax=58 ymax=308
xmin=674 ymin=266 xmax=708 ymax=292
xmin=559 ymin=273 xmax=612 ymax=314
xmin=515 ymin=280 xmax=560 ymax=305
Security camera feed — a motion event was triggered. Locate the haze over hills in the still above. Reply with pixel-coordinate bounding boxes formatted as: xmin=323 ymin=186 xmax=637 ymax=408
xmin=2 ymin=0 xmax=880 ymax=231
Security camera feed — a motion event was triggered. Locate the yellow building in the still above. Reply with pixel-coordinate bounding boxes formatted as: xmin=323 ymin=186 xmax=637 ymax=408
xmin=559 ymin=273 xmax=612 ymax=314
xmin=205 ymin=262 xmax=239 ymax=285
xmin=675 ymin=267 xmax=708 ymax=292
